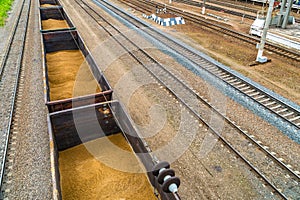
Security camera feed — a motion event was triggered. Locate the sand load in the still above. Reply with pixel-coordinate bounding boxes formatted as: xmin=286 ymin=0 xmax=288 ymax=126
xmin=39 ymin=7 xmax=75 ymax=32
xmin=42 ymin=30 xmax=112 ymax=112
xmin=42 ymin=19 xmax=69 ymax=30
xmin=48 ymin=102 xmax=181 ymax=199
xmin=46 ymin=50 xmax=101 ymax=101
xmin=39 ymin=0 xmax=60 ymax=6
xmin=40 ymin=4 xmax=57 ymax=7
xmin=59 ymin=133 xmax=157 ymax=200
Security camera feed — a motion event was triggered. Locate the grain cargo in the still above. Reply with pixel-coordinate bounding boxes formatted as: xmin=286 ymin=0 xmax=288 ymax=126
xmin=42 ymin=30 xmax=112 ymax=112
xmin=46 ymin=49 xmax=101 ymax=101
xmin=48 ymin=102 xmax=181 ymax=200
xmin=42 ymin=19 xmax=69 ymax=30
xmin=39 ymin=7 xmax=75 ymax=32
xmin=59 ymin=133 xmax=157 ymax=200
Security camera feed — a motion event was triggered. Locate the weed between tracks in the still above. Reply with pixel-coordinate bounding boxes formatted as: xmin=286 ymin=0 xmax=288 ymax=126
xmin=0 ymin=0 xmax=13 ymax=26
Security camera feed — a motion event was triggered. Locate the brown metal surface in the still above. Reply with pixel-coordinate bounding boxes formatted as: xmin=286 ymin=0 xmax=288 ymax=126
xmin=49 ymin=102 xmax=120 ymax=151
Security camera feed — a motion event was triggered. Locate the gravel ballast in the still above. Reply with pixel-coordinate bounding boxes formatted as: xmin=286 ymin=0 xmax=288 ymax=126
xmin=1 ymin=0 xmax=52 ymax=198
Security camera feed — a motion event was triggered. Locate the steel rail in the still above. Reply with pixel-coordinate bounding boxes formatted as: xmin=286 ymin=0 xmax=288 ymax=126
xmin=106 ymin=0 xmax=300 ymax=178
xmin=173 ymin=0 xmax=300 ymax=22
xmin=118 ymin=0 xmax=300 ymax=180
xmin=0 ymin=0 xmax=27 ymax=81
xmin=174 ymin=0 xmax=257 ymax=19
xmin=119 ymin=0 xmax=300 ymax=61
xmin=0 ymin=0 xmax=31 ymax=194
xmin=78 ymin=0 xmax=299 ymax=198
xmin=119 ymin=0 xmax=300 ymax=130
xmin=217 ymin=0 xmax=300 ymax=14
xmin=140 ymin=0 xmax=300 ymax=61
xmin=204 ymin=0 xmax=261 ymax=13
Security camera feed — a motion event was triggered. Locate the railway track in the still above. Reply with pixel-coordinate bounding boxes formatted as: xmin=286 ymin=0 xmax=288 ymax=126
xmin=0 ymin=0 xmax=31 ymax=196
xmin=77 ymin=0 xmax=299 ymax=198
xmin=205 ymin=0 xmax=259 ymax=14
xmin=173 ymin=0 xmax=300 ymax=22
xmin=119 ymin=1 xmax=300 ymax=129
xmin=223 ymin=0 xmax=300 ymax=14
xmin=129 ymin=0 xmax=300 ymax=62
xmin=173 ymin=0 xmax=257 ymax=20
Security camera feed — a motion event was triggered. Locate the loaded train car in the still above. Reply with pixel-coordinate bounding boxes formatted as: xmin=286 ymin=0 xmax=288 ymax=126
xmin=249 ymin=0 xmax=268 ymax=3
xmin=48 ymin=100 xmax=181 ymax=200
xmin=249 ymin=0 xmax=296 ymax=37
xmin=39 ymin=1 xmax=182 ymax=199
xmin=39 ymin=6 xmax=76 ymax=32
xmin=248 ymin=0 xmax=300 ymax=9
xmin=249 ymin=17 xmax=265 ymax=36
xmin=292 ymin=0 xmax=300 ymax=9
xmin=278 ymin=0 xmax=300 ymax=8
xmin=39 ymin=0 xmax=61 ymax=7
xmin=41 ymin=30 xmax=113 ymax=112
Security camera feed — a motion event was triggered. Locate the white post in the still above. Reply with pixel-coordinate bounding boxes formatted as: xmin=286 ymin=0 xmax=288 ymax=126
xmin=256 ymin=0 xmax=275 ymax=63
xmin=277 ymin=0 xmax=287 ymax=26
xmin=241 ymin=0 xmax=248 ymax=23
xmin=202 ymin=7 xmax=206 ymax=15
xmin=169 ymin=0 xmax=172 ymax=4
xmin=202 ymin=0 xmax=206 ymax=15
xmin=282 ymin=0 xmax=293 ymax=28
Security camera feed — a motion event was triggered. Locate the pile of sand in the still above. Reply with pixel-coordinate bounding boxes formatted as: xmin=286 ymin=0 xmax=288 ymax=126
xmin=46 ymin=50 xmax=101 ymax=101
xmin=42 ymin=19 xmax=69 ymax=30
xmin=40 ymin=4 xmax=56 ymax=7
xmin=59 ymin=133 xmax=157 ymax=200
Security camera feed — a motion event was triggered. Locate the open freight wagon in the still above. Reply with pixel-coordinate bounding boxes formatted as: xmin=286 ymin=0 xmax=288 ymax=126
xmin=40 ymin=4 xmax=181 ymax=199
xmin=39 ymin=0 xmax=61 ymax=7
xmin=39 ymin=6 xmax=76 ymax=33
xmin=41 ymin=30 xmax=113 ymax=112
xmin=48 ymin=101 xmax=181 ymax=200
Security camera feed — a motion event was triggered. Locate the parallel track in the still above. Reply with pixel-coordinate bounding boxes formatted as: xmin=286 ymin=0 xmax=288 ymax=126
xmin=127 ymin=0 xmax=300 ymax=62
xmin=77 ymin=0 xmax=299 ymax=199
xmin=119 ymin=1 xmax=300 ymax=129
xmin=173 ymin=0 xmax=257 ymax=20
xmin=0 ymin=0 xmax=31 ymax=196
xmin=205 ymin=0 xmax=259 ymax=14
xmin=221 ymin=0 xmax=300 ymax=14
xmin=173 ymin=0 xmax=300 ymax=22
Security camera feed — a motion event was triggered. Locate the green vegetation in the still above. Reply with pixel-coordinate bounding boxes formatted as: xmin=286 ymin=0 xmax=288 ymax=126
xmin=0 ymin=0 xmax=13 ymax=26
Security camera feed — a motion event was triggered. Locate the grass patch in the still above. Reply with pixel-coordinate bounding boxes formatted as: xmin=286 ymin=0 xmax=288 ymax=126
xmin=0 ymin=0 xmax=14 ymax=26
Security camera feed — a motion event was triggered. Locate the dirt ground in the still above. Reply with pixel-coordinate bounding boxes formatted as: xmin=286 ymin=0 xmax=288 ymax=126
xmin=60 ymin=0 xmax=299 ymax=199
xmin=154 ymin=0 xmax=300 ymax=105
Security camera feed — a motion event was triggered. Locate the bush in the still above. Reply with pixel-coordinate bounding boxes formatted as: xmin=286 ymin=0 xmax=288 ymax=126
xmin=0 ymin=0 xmax=13 ymax=26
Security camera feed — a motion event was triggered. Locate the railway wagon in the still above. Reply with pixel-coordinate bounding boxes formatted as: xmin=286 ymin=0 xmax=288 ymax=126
xmin=48 ymin=101 xmax=181 ymax=200
xmin=293 ymin=0 xmax=300 ymax=8
xmin=39 ymin=7 xmax=76 ymax=32
xmin=39 ymin=0 xmax=61 ymax=7
xmin=250 ymin=0 xmax=268 ymax=3
xmin=41 ymin=30 xmax=113 ymax=113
